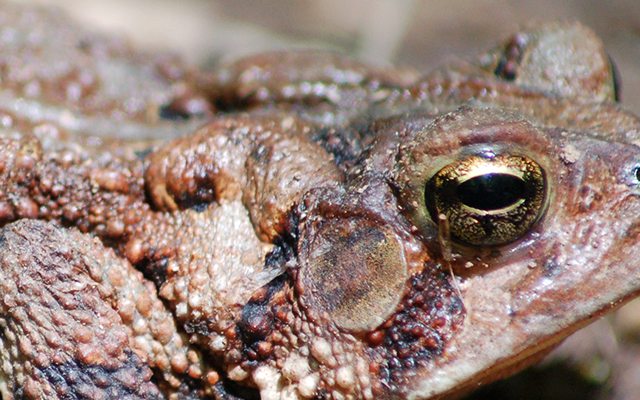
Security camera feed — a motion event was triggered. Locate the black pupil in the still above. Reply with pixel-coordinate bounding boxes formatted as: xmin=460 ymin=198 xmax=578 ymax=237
xmin=456 ymin=173 xmax=525 ymax=210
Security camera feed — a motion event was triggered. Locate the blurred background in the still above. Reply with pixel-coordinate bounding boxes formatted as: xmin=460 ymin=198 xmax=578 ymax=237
xmin=9 ymin=0 xmax=640 ymax=114
xmin=8 ymin=1 xmax=640 ymax=399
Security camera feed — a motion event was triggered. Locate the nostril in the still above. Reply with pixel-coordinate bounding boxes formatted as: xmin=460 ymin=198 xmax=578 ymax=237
xmin=622 ymin=164 xmax=640 ymax=190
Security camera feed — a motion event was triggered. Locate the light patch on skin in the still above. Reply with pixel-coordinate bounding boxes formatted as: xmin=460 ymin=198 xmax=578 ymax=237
xmin=282 ymin=352 xmax=311 ymax=382
xmin=355 ymin=359 xmax=373 ymax=400
xmin=153 ymin=200 xmax=278 ymax=323
xmin=254 ymin=365 xmax=305 ymax=400
xmin=281 ymin=385 xmax=304 ymax=400
xmin=228 ymin=364 xmax=250 ymax=382
xmin=207 ymin=334 xmax=226 ymax=352
xmin=297 ymin=373 xmax=320 ymax=398
xmin=311 ymin=337 xmax=337 ymax=367
xmin=560 ymin=143 xmax=582 ymax=164
xmin=335 ymin=365 xmax=356 ymax=390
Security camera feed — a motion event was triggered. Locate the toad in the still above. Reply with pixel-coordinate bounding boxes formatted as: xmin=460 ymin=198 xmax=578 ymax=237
xmin=1 ymin=4 xmax=640 ymax=400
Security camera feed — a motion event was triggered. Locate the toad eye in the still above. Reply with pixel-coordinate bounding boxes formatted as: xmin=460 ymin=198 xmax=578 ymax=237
xmin=425 ymin=152 xmax=547 ymax=246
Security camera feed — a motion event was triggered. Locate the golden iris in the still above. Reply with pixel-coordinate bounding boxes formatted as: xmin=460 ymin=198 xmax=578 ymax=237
xmin=425 ymin=152 xmax=546 ymax=246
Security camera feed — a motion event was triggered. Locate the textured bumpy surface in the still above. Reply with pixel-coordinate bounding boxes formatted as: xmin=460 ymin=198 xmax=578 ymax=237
xmin=1 ymin=3 xmax=640 ymax=400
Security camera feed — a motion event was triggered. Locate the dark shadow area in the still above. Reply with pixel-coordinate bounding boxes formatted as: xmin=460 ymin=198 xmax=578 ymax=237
xmin=464 ymin=361 xmax=607 ymax=400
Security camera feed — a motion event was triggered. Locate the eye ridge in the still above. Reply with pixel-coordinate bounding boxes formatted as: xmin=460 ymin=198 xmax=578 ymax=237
xmin=425 ymin=153 xmax=547 ymax=246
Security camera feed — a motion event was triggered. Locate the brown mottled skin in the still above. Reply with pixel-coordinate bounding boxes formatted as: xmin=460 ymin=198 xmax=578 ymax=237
xmin=0 ymin=4 xmax=640 ymax=400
